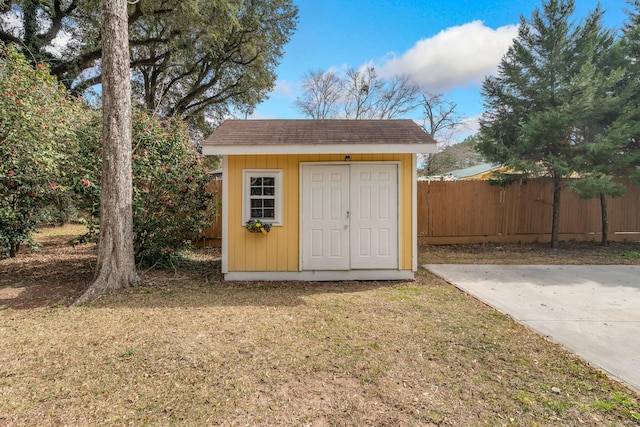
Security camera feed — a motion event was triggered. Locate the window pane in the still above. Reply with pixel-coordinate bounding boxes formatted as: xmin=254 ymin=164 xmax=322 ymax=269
xmin=263 ymin=177 xmax=275 ymax=186
xmin=251 ymin=177 xmax=262 ymax=186
xmin=264 ymin=199 xmax=275 ymax=208
xmin=263 ymin=209 xmax=275 ymax=218
xmin=250 ymin=187 xmax=262 ymax=196
xmin=263 ymin=187 xmax=275 ymax=196
xmin=251 ymin=208 xmax=263 ymax=218
xmin=251 ymin=199 xmax=263 ymax=208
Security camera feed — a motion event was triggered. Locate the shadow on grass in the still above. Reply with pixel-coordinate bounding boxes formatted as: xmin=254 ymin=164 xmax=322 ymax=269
xmin=108 ymin=255 xmax=416 ymax=309
xmin=1 ymin=244 xmax=418 ymax=310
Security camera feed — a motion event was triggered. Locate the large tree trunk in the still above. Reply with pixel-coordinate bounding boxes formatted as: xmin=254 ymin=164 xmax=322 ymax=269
xmin=75 ymin=0 xmax=140 ymax=305
xmin=600 ymin=192 xmax=609 ymax=247
xmin=550 ymin=177 xmax=561 ymax=249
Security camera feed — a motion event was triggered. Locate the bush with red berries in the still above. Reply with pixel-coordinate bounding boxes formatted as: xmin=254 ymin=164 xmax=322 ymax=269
xmin=76 ymin=110 xmax=217 ymax=267
xmin=0 ymin=44 xmax=87 ymax=257
xmin=1 ymin=44 xmax=216 ymax=265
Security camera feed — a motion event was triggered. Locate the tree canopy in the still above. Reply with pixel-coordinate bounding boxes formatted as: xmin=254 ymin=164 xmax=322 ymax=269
xmin=424 ymin=135 xmax=485 ymax=176
xmin=0 ymin=0 xmax=298 ymax=133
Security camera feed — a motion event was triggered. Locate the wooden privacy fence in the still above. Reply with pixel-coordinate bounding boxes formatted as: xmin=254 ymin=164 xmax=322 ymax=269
xmin=200 ymin=178 xmax=640 ymax=246
xmin=198 ymin=179 xmax=223 ymax=247
xmin=419 ymin=178 xmax=640 ymax=244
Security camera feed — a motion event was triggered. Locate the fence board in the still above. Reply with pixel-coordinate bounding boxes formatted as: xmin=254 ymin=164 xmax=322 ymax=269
xmin=423 ymin=181 xmax=503 ymax=237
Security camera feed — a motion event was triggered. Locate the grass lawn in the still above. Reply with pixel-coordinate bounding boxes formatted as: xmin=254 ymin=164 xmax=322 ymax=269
xmin=0 ymin=225 xmax=639 ymax=426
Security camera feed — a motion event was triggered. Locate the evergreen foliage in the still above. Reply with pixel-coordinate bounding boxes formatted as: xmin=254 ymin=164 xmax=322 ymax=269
xmin=477 ymin=0 xmax=617 ymax=248
xmin=0 ymin=45 xmax=216 ymax=265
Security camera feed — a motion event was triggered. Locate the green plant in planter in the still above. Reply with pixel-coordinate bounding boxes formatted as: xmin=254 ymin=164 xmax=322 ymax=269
xmin=245 ymin=219 xmax=271 ymax=235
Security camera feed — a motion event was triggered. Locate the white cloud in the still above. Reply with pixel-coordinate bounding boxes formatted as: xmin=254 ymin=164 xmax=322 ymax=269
xmin=379 ymin=21 xmax=518 ymax=91
xmin=450 ymin=114 xmax=482 ymax=142
xmin=271 ymin=79 xmax=297 ymax=98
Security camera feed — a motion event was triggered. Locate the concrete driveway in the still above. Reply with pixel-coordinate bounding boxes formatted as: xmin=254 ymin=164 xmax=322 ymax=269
xmin=424 ymin=264 xmax=640 ymax=392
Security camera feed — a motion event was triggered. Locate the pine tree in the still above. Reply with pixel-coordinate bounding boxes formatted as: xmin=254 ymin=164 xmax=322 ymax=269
xmin=569 ymin=0 xmax=640 ymax=246
xmin=567 ymin=35 xmax=627 ymax=246
xmin=612 ymin=0 xmax=640 ymax=184
xmin=477 ymin=0 xmax=613 ymax=248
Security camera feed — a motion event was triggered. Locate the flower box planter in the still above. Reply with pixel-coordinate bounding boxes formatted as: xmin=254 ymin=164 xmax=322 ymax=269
xmin=245 ymin=219 xmax=271 ymax=235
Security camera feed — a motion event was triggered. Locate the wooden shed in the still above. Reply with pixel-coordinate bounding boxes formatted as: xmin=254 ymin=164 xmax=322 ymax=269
xmin=202 ymin=119 xmax=437 ymax=281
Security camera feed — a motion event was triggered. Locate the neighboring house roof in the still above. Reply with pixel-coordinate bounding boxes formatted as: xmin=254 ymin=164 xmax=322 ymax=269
xmin=202 ymin=119 xmax=438 ymax=155
xmin=447 ymin=163 xmax=501 ymax=180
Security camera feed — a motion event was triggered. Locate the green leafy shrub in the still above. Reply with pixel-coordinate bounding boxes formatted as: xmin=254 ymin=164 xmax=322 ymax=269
xmin=0 ymin=43 xmax=216 ymax=266
xmin=0 ymin=44 xmax=86 ymax=257
xmin=76 ymin=110 xmax=217 ymax=267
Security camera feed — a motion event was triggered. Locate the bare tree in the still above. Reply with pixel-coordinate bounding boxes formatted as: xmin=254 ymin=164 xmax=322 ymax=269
xmin=342 ymin=66 xmax=383 ymax=119
xmin=420 ymin=92 xmax=465 ymax=175
xmin=76 ymin=0 xmax=140 ymax=304
xmin=296 ymin=66 xmax=421 ymax=120
xmin=375 ymin=73 xmax=420 ymax=119
xmin=294 ymin=69 xmax=343 ymax=119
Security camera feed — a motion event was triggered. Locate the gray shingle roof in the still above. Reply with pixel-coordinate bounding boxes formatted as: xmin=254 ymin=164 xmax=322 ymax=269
xmin=203 ymin=119 xmax=436 ymax=146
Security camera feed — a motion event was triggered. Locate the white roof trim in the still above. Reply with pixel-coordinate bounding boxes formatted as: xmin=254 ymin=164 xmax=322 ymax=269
xmin=202 ymin=143 xmax=437 ymax=156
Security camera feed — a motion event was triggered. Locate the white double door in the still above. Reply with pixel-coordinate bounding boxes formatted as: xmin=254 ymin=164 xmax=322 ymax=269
xmin=301 ymin=163 xmax=399 ymax=271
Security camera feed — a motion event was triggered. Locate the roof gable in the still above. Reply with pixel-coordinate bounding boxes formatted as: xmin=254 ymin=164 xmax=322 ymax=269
xmin=448 ymin=163 xmax=501 ymax=179
xmin=202 ymin=119 xmax=438 ymax=155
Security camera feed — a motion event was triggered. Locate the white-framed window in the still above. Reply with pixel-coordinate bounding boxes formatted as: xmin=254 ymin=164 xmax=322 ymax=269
xmin=242 ymin=169 xmax=283 ymax=226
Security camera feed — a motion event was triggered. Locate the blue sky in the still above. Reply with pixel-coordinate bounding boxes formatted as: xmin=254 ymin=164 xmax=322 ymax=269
xmin=252 ymin=0 xmax=631 ymax=140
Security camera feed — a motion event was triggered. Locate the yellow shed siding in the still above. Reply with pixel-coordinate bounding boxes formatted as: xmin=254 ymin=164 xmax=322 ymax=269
xmin=226 ymin=153 xmax=414 ymax=272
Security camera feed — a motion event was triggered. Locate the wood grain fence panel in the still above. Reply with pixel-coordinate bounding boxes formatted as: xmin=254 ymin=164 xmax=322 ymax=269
xmin=559 ymin=184 xmax=601 ymax=234
xmin=608 ymin=179 xmax=640 ymax=234
xmin=416 ymin=181 xmax=430 ymax=237
xmin=207 ymin=178 xmax=639 ymax=247
xmin=421 ymin=178 xmax=640 ymax=244
xmin=424 ymin=181 xmax=502 ymax=237
xmin=199 ymin=179 xmax=222 ymax=246
xmin=503 ymin=179 xmax=553 ymax=235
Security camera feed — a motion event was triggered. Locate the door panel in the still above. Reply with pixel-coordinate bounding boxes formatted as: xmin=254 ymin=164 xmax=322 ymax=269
xmin=350 ymin=164 xmax=399 ymax=269
xmin=302 ymin=165 xmax=350 ymax=270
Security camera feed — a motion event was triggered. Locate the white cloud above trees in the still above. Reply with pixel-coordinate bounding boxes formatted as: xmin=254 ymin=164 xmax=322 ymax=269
xmin=378 ymin=21 xmax=518 ymax=91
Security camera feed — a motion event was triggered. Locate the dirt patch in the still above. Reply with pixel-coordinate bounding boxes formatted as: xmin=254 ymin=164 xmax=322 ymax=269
xmin=0 ymin=225 xmax=94 ymax=309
